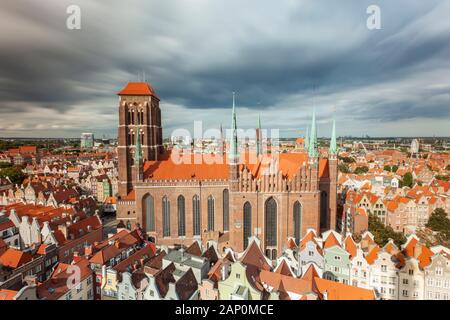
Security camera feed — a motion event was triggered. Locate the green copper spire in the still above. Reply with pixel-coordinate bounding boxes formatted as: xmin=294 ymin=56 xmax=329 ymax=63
xmin=304 ymin=126 xmax=309 ymax=151
xmin=308 ymin=109 xmax=318 ymax=158
xmin=134 ymin=127 xmax=142 ymax=166
xmin=329 ymin=118 xmax=337 ymax=155
xmin=229 ymin=92 xmax=239 ymax=163
xmin=256 ymin=114 xmax=262 ymax=156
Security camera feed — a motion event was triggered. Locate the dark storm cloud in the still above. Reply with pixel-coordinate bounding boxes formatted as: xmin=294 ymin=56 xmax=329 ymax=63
xmin=0 ymin=0 xmax=449 ymax=137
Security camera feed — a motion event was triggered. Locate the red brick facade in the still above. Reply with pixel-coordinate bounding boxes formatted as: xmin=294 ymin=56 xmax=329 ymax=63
xmin=117 ymin=82 xmax=337 ymax=259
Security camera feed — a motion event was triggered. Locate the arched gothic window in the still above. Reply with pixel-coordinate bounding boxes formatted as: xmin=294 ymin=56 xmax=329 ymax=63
xmin=207 ymin=195 xmax=215 ymax=231
xmin=243 ymin=202 xmax=252 ymax=249
xmin=162 ymin=196 xmax=170 ymax=237
xmin=193 ymin=195 xmax=200 ymax=236
xmin=177 ymin=195 xmax=185 ymax=236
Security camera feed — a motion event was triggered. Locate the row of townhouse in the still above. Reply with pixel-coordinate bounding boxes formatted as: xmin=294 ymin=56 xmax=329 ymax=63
xmin=0 ymin=202 xmax=103 ymax=291
xmin=343 ymin=182 xmax=449 ymax=235
xmin=94 ymin=229 xmax=377 ymax=301
xmin=284 ymin=228 xmax=450 ymax=300
xmin=0 ymin=180 xmax=97 ymax=214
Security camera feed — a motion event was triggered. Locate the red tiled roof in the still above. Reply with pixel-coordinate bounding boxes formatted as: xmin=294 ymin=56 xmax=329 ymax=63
xmin=0 ymin=289 xmax=17 ymax=300
xmin=344 ymin=236 xmax=357 ymax=258
xmin=37 ymin=259 xmax=93 ymax=300
xmin=118 ymin=82 xmax=159 ymax=98
xmin=274 ymin=259 xmax=293 ymax=276
xmin=323 ymin=232 xmax=340 ymax=249
xmin=0 ymin=248 xmax=33 ymax=268
xmin=365 ymin=246 xmax=380 ymax=265
xmin=313 ymin=277 xmax=375 ymax=300
xmin=143 ymin=151 xmax=320 ymax=181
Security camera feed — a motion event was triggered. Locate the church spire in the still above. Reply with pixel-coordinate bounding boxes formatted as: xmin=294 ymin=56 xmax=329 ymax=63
xmin=308 ymin=108 xmax=318 ymax=158
xmin=304 ymin=126 xmax=309 ymax=151
xmin=256 ymin=114 xmax=262 ymax=156
xmin=329 ymin=118 xmax=337 ymax=155
xmin=229 ymin=92 xmax=239 ymax=163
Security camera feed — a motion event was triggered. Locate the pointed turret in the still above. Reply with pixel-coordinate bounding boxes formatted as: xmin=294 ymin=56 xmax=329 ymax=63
xmin=229 ymin=92 xmax=239 ymax=164
xmin=229 ymin=93 xmax=240 ymax=191
xmin=256 ymin=114 xmax=262 ymax=157
xmin=308 ymin=109 xmax=318 ymax=158
xmin=329 ymin=118 xmax=337 ymax=156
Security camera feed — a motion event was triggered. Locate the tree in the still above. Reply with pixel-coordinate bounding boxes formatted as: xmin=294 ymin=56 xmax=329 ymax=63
xmin=0 ymin=166 xmax=26 ymax=185
xmin=338 ymin=163 xmax=351 ymax=173
xmin=426 ymin=208 xmax=450 ymax=241
xmin=339 ymin=156 xmax=355 ymax=164
xmin=435 ymin=175 xmax=450 ymax=182
xmin=446 ymin=165 xmax=450 ymax=171
xmin=354 ymin=166 xmax=369 ymax=175
xmin=383 ymin=165 xmax=391 ymax=172
xmin=401 ymin=172 xmax=414 ymax=188
xmin=368 ymin=214 xmax=406 ymax=247
xmin=392 ymin=165 xmax=399 ymax=173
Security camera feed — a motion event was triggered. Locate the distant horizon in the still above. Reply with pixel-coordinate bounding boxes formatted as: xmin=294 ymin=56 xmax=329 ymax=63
xmin=2 ymin=135 xmax=450 ymax=141
xmin=1 ymin=1 xmax=450 ymax=138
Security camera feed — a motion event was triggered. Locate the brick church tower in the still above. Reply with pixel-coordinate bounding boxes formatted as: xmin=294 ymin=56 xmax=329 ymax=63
xmin=117 ymin=82 xmax=163 ymax=197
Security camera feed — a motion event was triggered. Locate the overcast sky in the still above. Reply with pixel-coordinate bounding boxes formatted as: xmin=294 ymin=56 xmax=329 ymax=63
xmin=0 ymin=0 xmax=450 ymax=139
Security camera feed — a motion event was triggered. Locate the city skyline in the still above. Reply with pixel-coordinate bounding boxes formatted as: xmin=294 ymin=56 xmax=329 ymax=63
xmin=1 ymin=1 xmax=450 ymax=138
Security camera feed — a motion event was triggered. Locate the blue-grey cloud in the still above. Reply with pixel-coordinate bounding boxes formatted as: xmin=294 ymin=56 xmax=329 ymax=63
xmin=0 ymin=0 xmax=449 ymax=138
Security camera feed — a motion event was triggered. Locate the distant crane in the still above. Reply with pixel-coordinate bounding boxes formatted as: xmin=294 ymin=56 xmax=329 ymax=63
xmin=352 ymin=141 xmax=368 ymax=156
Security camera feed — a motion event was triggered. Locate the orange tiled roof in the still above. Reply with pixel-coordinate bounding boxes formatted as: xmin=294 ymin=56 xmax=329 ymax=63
xmin=37 ymin=259 xmax=92 ymax=300
xmin=0 ymin=289 xmax=17 ymax=300
xmin=313 ymin=277 xmax=375 ymax=300
xmin=344 ymin=236 xmax=357 ymax=258
xmin=0 ymin=248 xmax=33 ymax=268
xmin=118 ymin=82 xmax=159 ymax=97
xmin=142 ymin=150 xmax=329 ymax=182
xmin=323 ymin=232 xmax=340 ymax=249
xmin=365 ymin=246 xmax=380 ymax=265
xmin=274 ymin=259 xmax=294 ymax=276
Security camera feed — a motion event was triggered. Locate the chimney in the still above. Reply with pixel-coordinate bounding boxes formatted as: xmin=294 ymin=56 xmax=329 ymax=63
xmin=84 ymin=244 xmax=93 ymax=257
xmin=413 ymin=244 xmax=423 ymax=259
xmin=58 ymin=224 xmax=68 ymax=239
xmin=322 ymin=290 xmax=328 ymax=300
xmin=221 ymin=265 xmax=226 ymax=281
xmin=24 ymin=275 xmax=38 ymax=286
xmin=114 ymin=240 xmax=120 ymax=249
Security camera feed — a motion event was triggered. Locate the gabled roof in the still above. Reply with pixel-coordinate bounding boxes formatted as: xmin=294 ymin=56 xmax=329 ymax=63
xmin=286 ymin=238 xmax=297 ymax=250
xmin=113 ymin=244 xmax=156 ymax=273
xmin=240 ymin=239 xmax=271 ymax=271
xmin=365 ymin=246 xmax=380 ymax=265
xmin=118 ymin=82 xmax=159 ymax=98
xmin=274 ymin=259 xmax=294 ymax=277
xmin=0 ymin=289 xmax=17 ymax=300
xmin=313 ymin=277 xmax=375 ymax=300
xmin=260 ymin=270 xmax=312 ymax=297
xmin=37 ymin=258 xmax=92 ymax=300
xmin=154 ymin=263 xmax=176 ymax=298
xmin=301 ymin=263 xmax=320 ymax=281
xmin=185 ymin=241 xmax=202 ymax=257
xmin=202 ymin=245 xmax=219 ymax=265
xmin=344 ymin=235 xmax=357 ymax=259
xmin=323 ymin=232 xmax=341 ymax=249
xmin=0 ymin=248 xmax=33 ymax=269
xmin=175 ymin=268 xmax=198 ymax=300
